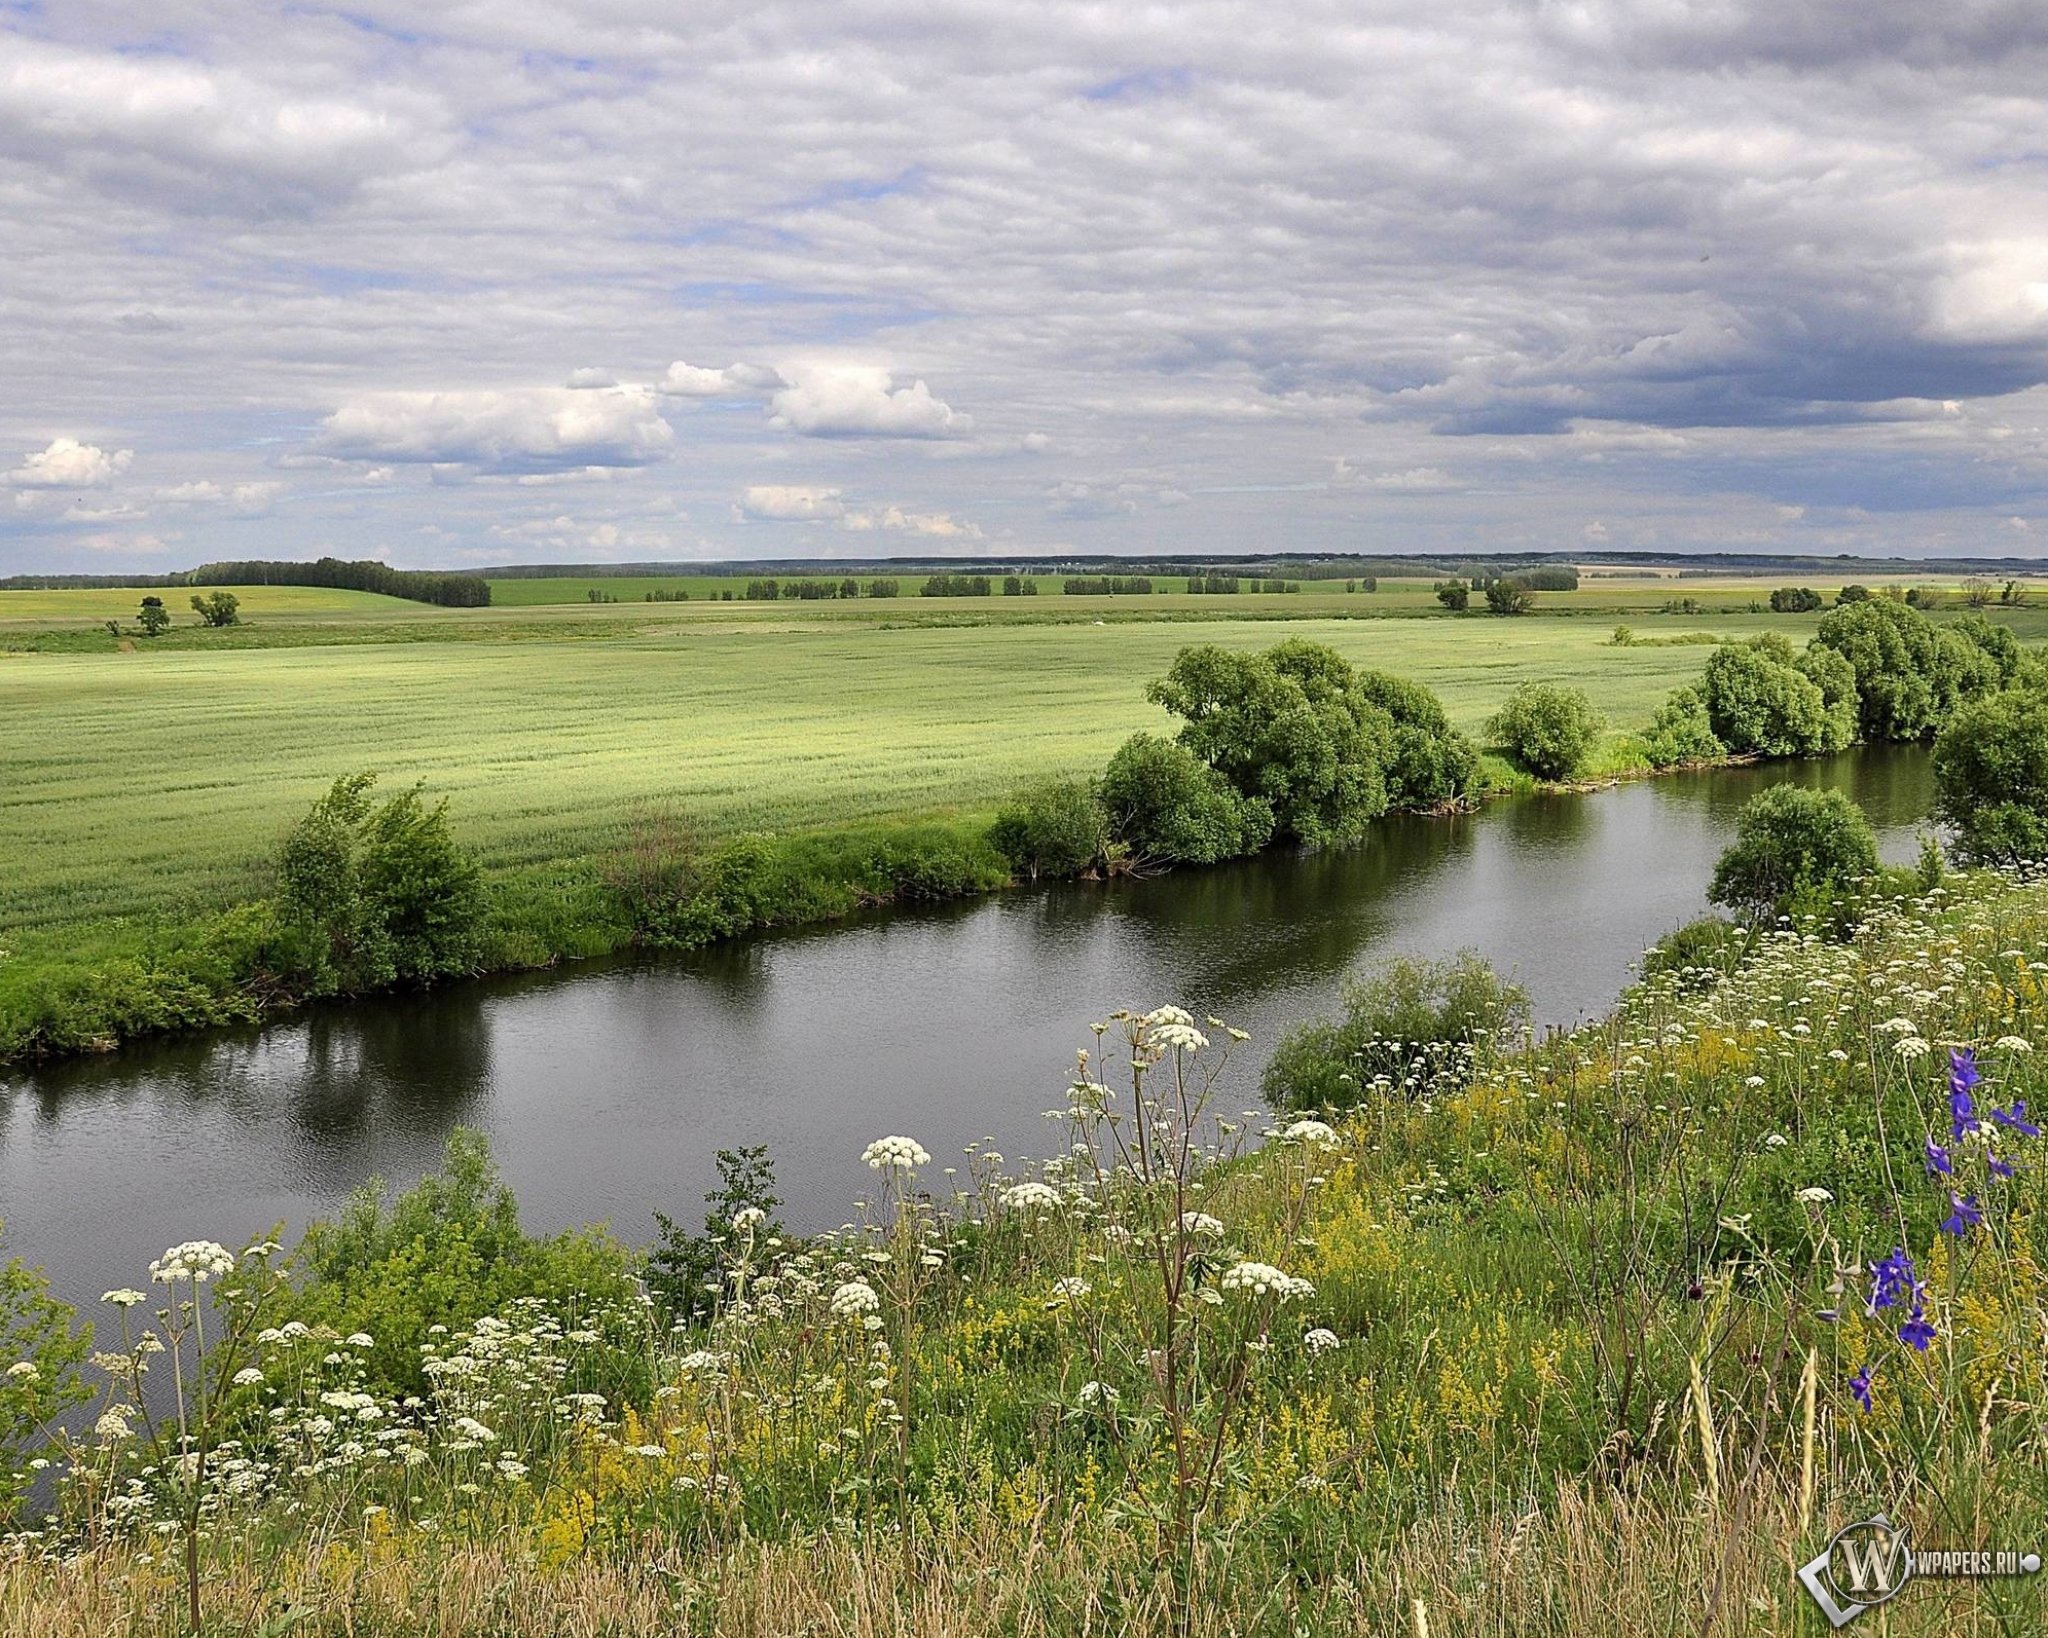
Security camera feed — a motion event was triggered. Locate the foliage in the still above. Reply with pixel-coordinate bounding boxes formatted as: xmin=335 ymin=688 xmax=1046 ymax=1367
xmin=1640 ymin=685 xmax=1724 ymax=767
xmin=1354 ymin=670 xmax=1478 ymax=809
xmin=189 ymin=557 xmax=492 ymax=607
xmin=1147 ymin=641 xmax=1398 ymax=844
xmin=1768 ymin=586 xmax=1822 ymax=613
xmin=988 ymin=778 xmax=1108 ymax=878
xmin=1835 ymin=583 xmax=1872 ymax=604
xmin=187 ymin=591 xmax=241 ymax=627
xmin=648 ymin=1146 xmax=784 ymax=1330
xmin=1263 ymin=950 xmax=1529 ymax=1108
xmin=0 ymin=1224 xmax=90 ymax=1522
xmin=920 ymin=574 xmax=991 ymax=596
xmin=1097 ymin=733 xmax=1273 ymax=864
xmin=277 ymin=773 xmax=486 ymax=989
xmin=1486 ymin=681 xmax=1602 ymax=779
xmin=1638 ymin=914 xmax=1748 ymax=989
xmin=1434 ymin=579 xmax=1469 ymax=610
xmin=1812 ymin=597 xmax=2001 ymax=741
xmin=1698 ymin=639 xmax=1845 ymax=758
xmin=135 ymin=596 xmax=170 ymax=637
xmin=1707 ymin=785 xmax=1879 ymax=916
xmin=1934 ymin=686 xmax=2048 ymax=867
xmin=1484 ymin=578 xmax=1534 ymax=615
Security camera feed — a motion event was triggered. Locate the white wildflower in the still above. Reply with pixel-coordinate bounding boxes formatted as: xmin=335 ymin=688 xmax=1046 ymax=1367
xmin=862 ymin=1136 xmax=930 ymax=1172
xmin=102 ymin=1289 xmax=147 ymax=1309
xmin=1219 ymin=1262 xmax=1314 ymax=1301
xmin=1280 ymin=1119 xmax=1341 ymax=1149
xmin=830 ymin=1281 xmax=881 ymax=1318
xmin=1002 ymin=1182 xmax=1062 ymax=1213
xmin=1077 ymin=1380 xmax=1120 ymax=1408
xmin=1794 ymin=1187 xmax=1834 ymax=1205
xmin=1303 ymin=1327 xmax=1341 ymax=1356
xmin=149 ymin=1241 xmax=235 ymax=1284
xmin=1994 ymin=1036 xmax=2034 ymax=1054
xmin=1180 ymin=1212 xmax=1226 ymax=1238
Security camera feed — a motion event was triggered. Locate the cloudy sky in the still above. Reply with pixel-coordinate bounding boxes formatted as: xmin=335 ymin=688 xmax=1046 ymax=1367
xmin=4 ymin=1 xmax=2047 ymax=572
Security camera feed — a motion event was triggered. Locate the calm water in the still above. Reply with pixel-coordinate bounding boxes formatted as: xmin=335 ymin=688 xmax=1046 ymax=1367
xmin=3 ymin=748 xmax=1934 ymax=1321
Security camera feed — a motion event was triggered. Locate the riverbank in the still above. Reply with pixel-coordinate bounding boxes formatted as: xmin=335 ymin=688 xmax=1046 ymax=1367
xmin=6 ymin=867 xmax=2043 ymax=1634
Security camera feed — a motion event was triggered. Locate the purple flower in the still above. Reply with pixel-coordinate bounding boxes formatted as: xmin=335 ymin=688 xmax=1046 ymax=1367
xmin=1989 ymin=1100 xmax=2041 ymax=1138
xmin=1949 ymin=1049 xmax=1980 ymax=1140
xmin=1870 ymin=1247 xmax=1916 ymax=1311
xmin=1939 ymin=1194 xmax=1982 ymax=1237
xmin=1990 ymin=1156 xmax=2017 ymax=1180
xmin=1924 ymin=1139 xmax=1953 ymax=1176
xmin=1899 ymin=1304 xmax=1937 ymax=1352
xmin=1849 ymin=1364 xmax=1874 ymax=1412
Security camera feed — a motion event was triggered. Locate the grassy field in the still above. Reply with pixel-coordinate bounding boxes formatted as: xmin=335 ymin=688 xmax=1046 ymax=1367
xmin=0 ymin=584 xmax=444 ymax=627
xmin=0 ymin=612 xmax=1791 ymax=935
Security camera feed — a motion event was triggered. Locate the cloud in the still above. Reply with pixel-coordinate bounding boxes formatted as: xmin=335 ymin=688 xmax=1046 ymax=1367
xmin=312 ymin=388 xmax=675 ymax=473
xmin=737 ymin=485 xmax=845 ymax=522
xmin=840 ymin=505 xmax=982 ymax=538
xmin=10 ymin=437 xmax=133 ymax=488
xmin=660 ymin=361 xmax=787 ymax=397
xmin=768 ymin=365 xmax=969 ymax=439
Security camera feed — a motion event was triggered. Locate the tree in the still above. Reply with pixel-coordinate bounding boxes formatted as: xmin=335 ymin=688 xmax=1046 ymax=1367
xmin=1146 ymin=640 xmax=1395 ymax=844
xmin=1768 ymin=586 xmax=1823 ymax=613
xmin=1484 ymin=578 xmax=1534 ymax=615
xmin=136 ymin=595 xmax=171 ymax=637
xmin=1487 ymin=682 xmax=1602 ymax=780
xmin=1835 ymin=584 xmax=1872 ymax=605
xmin=1434 ymin=580 xmax=1470 ymax=611
xmin=1709 ymin=785 xmax=1878 ymax=917
xmin=1642 ymin=685 xmax=1724 ymax=767
xmin=1097 ymin=733 xmax=1273 ymax=864
xmin=188 ymin=590 xmax=240 ymax=627
xmin=1934 ymin=688 xmax=2048 ymax=867
xmin=989 ymin=779 xmax=1108 ymax=877
xmin=1812 ymin=598 xmax=1999 ymax=741
xmin=1355 ymin=670 xmax=1478 ymax=809
xmin=1962 ymin=577 xmax=1997 ymax=608
xmin=1700 ymin=642 xmax=1839 ymax=757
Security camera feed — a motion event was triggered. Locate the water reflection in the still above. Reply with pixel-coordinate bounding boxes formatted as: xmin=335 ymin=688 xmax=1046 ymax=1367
xmin=1 ymin=748 xmax=1936 ymax=1319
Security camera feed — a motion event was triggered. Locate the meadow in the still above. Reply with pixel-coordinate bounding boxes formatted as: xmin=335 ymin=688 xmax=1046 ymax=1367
xmin=5 ymin=868 xmax=2047 ymax=1633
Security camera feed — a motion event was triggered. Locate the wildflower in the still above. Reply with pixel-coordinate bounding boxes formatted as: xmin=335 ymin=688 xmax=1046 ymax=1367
xmin=1763 ymin=1133 xmax=1788 ymax=1149
xmin=1001 ymin=1182 xmax=1061 ymax=1213
xmin=95 ymin=1406 xmax=135 ymax=1441
xmin=1793 ymin=1187 xmax=1833 ymax=1206
xmin=1990 ymin=1156 xmax=2017 ymax=1180
xmin=830 ymin=1281 xmax=881 ymax=1318
xmin=1077 ymin=1381 xmax=1120 ymax=1409
xmin=1898 ymin=1305 xmax=1937 ymax=1352
xmin=1950 ymin=1049 xmax=1981 ymax=1139
xmin=1993 ymin=1036 xmax=2033 ymax=1054
xmin=450 ymin=1417 xmax=497 ymax=1444
xmin=731 ymin=1205 xmax=766 ymax=1233
xmin=5 ymin=1362 xmax=35 ymax=1381
xmin=1219 ymin=1262 xmax=1314 ymax=1301
xmin=1897 ymin=1036 xmax=1931 ymax=1060
xmin=1303 ymin=1327 xmax=1341 ymax=1356
xmin=1849 ymin=1365 xmax=1874 ymax=1412
xmin=677 ymin=1349 xmax=726 ymax=1375
xmin=1280 ymin=1119 xmax=1341 ymax=1149
xmin=1989 ymin=1100 xmax=2041 ymax=1137
xmin=862 ymin=1136 xmax=930 ymax=1172
xmin=1048 ymin=1276 xmax=1090 ymax=1304
xmin=101 ymin=1289 xmax=147 ymax=1309
xmin=1869 ymin=1248 xmax=1917 ymax=1312
xmin=149 ymin=1240 xmax=235 ymax=1284
xmin=232 ymin=1368 xmax=265 ymax=1387
xmin=1743 ymin=1075 xmax=1767 ymax=1089
xmin=1180 ymin=1212 xmax=1226 ymax=1238
xmin=1939 ymin=1195 xmax=1982 ymax=1237
xmin=345 ymin=1332 xmax=374 ymax=1348
xmin=1924 ymin=1139 xmax=1952 ymax=1177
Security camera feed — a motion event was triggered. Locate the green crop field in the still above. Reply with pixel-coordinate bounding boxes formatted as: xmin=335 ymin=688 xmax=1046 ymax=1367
xmin=0 ymin=611 xmax=1787 ymax=936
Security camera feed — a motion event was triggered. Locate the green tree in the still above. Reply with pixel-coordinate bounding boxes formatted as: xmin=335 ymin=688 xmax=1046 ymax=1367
xmin=1488 ymin=682 xmax=1602 ymax=780
xmin=1355 ymin=670 xmax=1478 ymax=809
xmin=1934 ymin=688 xmax=2048 ymax=867
xmin=0 ymin=1223 xmax=90 ymax=1521
xmin=1699 ymin=641 xmax=1840 ymax=757
xmin=989 ymin=779 xmax=1108 ymax=877
xmin=1434 ymin=580 xmax=1469 ymax=611
xmin=136 ymin=595 xmax=171 ymax=636
xmin=1642 ymin=685 xmax=1725 ymax=767
xmin=1146 ymin=641 xmax=1395 ymax=844
xmin=1768 ymin=586 xmax=1822 ymax=613
xmin=1708 ymin=786 xmax=1878 ymax=918
xmin=1484 ymin=578 xmax=1534 ymax=616
xmin=1098 ymin=733 xmax=1273 ymax=864
xmin=188 ymin=590 xmax=241 ymax=627
xmin=1811 ymin=597 xmax=1999 ymax=741
xmin=1835 ymin=584 xmax=1872 ymax=605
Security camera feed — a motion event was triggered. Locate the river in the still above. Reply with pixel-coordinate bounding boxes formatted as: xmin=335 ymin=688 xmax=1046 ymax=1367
xmin=2 ymin=747 xmax=1934 ymax=1320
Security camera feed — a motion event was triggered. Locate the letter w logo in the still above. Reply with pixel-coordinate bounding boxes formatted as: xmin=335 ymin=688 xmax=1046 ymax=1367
xmin=1837 ymin=1530 xmax=1910 ymax=1597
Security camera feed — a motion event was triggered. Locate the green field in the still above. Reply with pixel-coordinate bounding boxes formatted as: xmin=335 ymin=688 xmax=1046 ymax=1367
xmin=1 ymin=613 xmax=1777 ymax=934
xmin=0 ymin=584 xmax=445 ymax=627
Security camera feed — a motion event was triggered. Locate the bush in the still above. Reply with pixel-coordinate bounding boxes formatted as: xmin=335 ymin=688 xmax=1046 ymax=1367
xmin=1484 ymin=579 xmax=1533 ymax=615
xmin=1487 ymin=683 xmax=1602 ymax=780
xmin=1934 ymin=687 xmax=2048 ymax=867
xmin=1355 ymin=671 xmax=1478 ymax=809
xmin=1812 ymin=598 xmax=2000 ymax=741
xmin=1768 ymin=586 xmax=1823 ymax=613
xmin=1836 ymin=583 xmax=1872 ymax=604
xmin=278 ymin=773 xmax=486 ymax=989
xmin=989 ymin=779 xmax=1108 ymax=878
xmin=188 ymin=590 xmax=240 ymax=627
xmin=282 ymin=1129 xmax=639 ymax=1396
xmin=1147 ymin=641 xmax=1395 ymax=844
xmin=648 ymin=1146 xmax=783 ymax=1331
xmin=1707 ymin=786 xmax=1879 ymax=917
xmin=1 ymin=1224 xmax=90 ymax=1520
xmin=1098 ymin=733 xmax=1273 ymax=864
xmin=1434 ymin=580 xmax=1469 ymax=611
xmin=1642 ymin=685 xmax=1724 ymax=767
xmin=1699 ymin=641 xmax=1842 ymax=758
xmin=1263 ymin=951 xmax=1529 ymax=1108
xmin=1639 ymin=915 xmax=1748 ymax=990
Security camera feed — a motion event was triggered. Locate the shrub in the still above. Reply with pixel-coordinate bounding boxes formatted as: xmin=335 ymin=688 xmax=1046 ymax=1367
xmin=1484 ymin=578 xmax=1533 ymax=615
xmin=1263 ymin=950 xmax=1529 ymax=1108
xmin=1835 ymin=583 xmax=1872 ymax=604
xmin=988 ymin=779 xmax=1108 ymax=878
xmin=1147 ymin=641 xmax=1394 ymax=844
xmin=1355 ymin=671 xmax=1478 ymax=809
xmin=188 ymin=591 xmax=240 ymax=627
xmin=282 ymin=1129 xmax=638 ymax=1396
xmin=1812 ymin=597 xmax=2000 ymax=741
xmin=1934 ymin=687 xmax=2048 ymax=867
xmin=1487 ymin=682 xmax=1602 ymax=780
xmin=648 ymin=1146 xmax=784 ymax=1331
xmin=136 ymin=595 xmax=170 ymax=636
xmin=1 ymin=1223 xmax=90 ymax=1520
xmin=1707 ymin=785 xmax=1879 ymax=917
xmin=1434 ymin=580 xmax=1469 ymax=611
xmin=1641 ymin=685 xmax=1724 ymax=767
xmin=278 ymin=773 xmax=486 ymax=989
xmin=1699 ymin=641 xmax=1842 ymax=758
xmin=1098 ymin=733 xmax=1273 ymax=864
xmin=1639 ymin=914 xmax=1748 ymax=990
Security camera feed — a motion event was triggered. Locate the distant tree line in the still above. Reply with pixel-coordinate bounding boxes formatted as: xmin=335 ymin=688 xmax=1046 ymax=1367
xmin=921 ymin=574 xmax=992 ymax=596
xmin=187 ymin=558 xmax=491 ymax=607
xmin=1064 ymin=577 xmax=1155 ymax=595
xmin=1001 ymin=576 xmax=1040 ymax=595
xmin=741 ymin=578 xmax=897 ymax=600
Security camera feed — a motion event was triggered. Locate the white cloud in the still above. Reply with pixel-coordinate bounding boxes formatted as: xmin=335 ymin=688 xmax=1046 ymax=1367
xmin=313 ymin=388 xmax=675 ymax=473
xmin=157 ymin=481 xmax=224 ymax=503
xmin=736 ymin=485 xmax=846 ymax=522
xmin=10 ymin=437 xmax=133 ymax=488
xmin=567 ymin=368 xmax=618 ymax=389
xmin=768 ymin=365 xmax=969 ymax=439
xmin=660 ymin=361 xmax=787 ymax=398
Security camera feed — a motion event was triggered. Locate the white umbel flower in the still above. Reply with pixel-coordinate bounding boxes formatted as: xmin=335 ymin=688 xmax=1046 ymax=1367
xmin=1280 ymin=1119 xmax=1341 ymax=1149
xmin=1180 ymin=1212 xmax=1226 ymax=1237
xmin=1303 ymin=1327 xmax=1341 ymax=1356
xmin=830 ymin=1281 xmax=881 ymax=1318
xmin=1002 ymin=1181 xmax=1062 ymax=1212
xmin=1219 ymin=1262 xmax=1314 ymax=1301
xmin=862 ymin=1136 xmax=931 ymax=1171
xmin=150 ymin=1241 xmax=235 ymax=1285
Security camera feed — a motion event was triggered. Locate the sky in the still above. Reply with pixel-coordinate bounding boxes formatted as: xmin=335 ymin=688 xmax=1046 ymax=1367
xmin=3 ymin=1 xmax=2047 ymax=573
